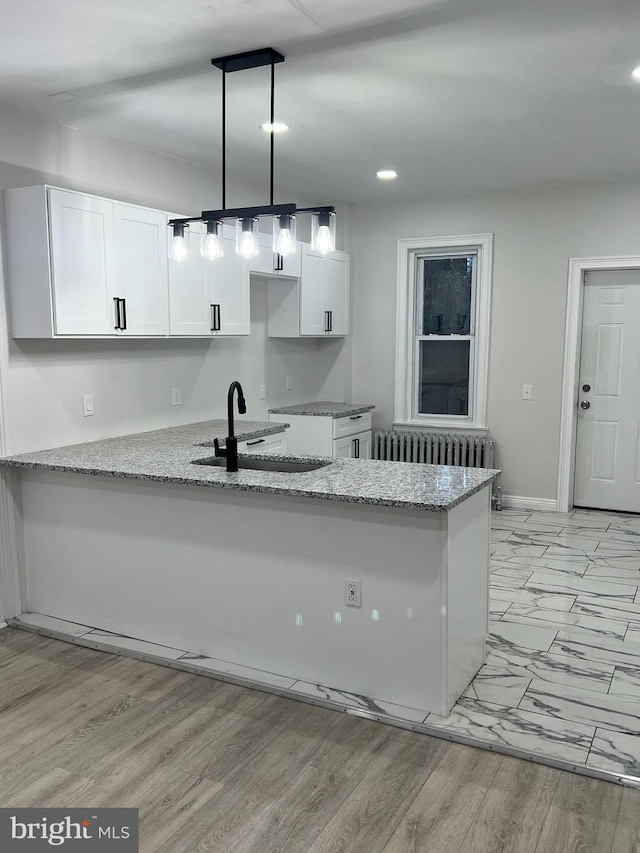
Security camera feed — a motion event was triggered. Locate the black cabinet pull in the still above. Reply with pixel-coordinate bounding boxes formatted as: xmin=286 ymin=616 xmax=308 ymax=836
xmin=113 ymin=297 xmax=121 ymax=330
xmin=246 ymin=438 xmax=265 ymax=446
xmin=353 ymin=437 xmax=360 ymax=459
xmin=120 ymin=298 xmax=127 ymax=331
xmin=274 ymin=253 xmax=284 ymax=272
xmin=328 ymin=310 xmax=333 ymax=332
xmin=349 ymin=415 xmax=363 ymax=420
xmin=211 ymin=304 xmax=221 ymax=332
xmin=324 ymin=311 xmax=330 ymax=333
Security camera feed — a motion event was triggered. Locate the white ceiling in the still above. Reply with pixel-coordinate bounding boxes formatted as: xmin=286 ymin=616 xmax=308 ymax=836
xmin=2 ymin=0 xmax=640 ymax=204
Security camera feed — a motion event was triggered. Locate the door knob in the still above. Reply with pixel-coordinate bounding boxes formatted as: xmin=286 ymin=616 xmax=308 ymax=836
xmin=580 ymin=400 xmax=591 ymax=410
xmin=582 ymin=384 xmax=591 ymax=392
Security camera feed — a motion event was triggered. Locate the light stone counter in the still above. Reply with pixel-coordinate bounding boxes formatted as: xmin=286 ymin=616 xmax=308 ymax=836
xmin=3 ymin=419 xmax=496 ymax=714
xmin=1 ymin=420 xmax=498 ymax=512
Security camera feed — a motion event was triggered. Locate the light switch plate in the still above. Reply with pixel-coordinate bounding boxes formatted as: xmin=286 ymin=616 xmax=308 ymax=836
xmin=172 ymin=387 xmax=181 ymax=406
xmin=82 ymin=395 xmax=94 ymax=417
xmin=522 ymin=384 xmax=533 ymax=401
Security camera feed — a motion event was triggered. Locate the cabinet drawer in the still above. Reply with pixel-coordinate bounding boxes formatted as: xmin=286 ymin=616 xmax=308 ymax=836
xmin=332 ymin=411 xmax=372 ymax=439
xmin=237 ymin=433 xmax=286 ymax=455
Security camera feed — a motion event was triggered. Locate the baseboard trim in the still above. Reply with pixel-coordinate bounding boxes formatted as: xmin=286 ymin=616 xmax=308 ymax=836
xmin=501 ymin=495 xmax=558 ymax=512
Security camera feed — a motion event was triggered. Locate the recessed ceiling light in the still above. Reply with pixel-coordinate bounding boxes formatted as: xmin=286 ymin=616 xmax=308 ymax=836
xmin=376 ymin=170 xmax=398 ymax=180
xmin=261 ymin=121 xmax=289 ymax=133
xmin=632 ymin=66 xmax=640 ymax=80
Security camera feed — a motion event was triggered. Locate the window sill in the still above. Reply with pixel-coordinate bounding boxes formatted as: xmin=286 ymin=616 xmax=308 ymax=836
xmin=392 ymin=420 xmax=488 ymax=435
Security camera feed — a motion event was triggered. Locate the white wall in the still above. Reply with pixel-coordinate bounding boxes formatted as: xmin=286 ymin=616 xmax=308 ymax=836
xmin=351 ymin=179 xmax=640 ymax=502
xmin=0 ymin=106 xmax=349 ymax=453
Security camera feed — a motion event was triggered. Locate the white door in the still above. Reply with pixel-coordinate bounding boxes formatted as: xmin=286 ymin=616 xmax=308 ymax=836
xmin=48 ymin=189 xmax=116 ymax=335
xmin=168 ymin=223 xmax=213 ymax=336
xmin=209 ymin=238 xmax=250 ymax=335
xmin=574 ymin=269 xmax=640 ymax=511
xmin=112 ymin=204 xmax=169 ymax=336
xmin=299 ymin=246 xmax=325 ymax=335
xmin=324 ymin=251 xmax=350 ymax=336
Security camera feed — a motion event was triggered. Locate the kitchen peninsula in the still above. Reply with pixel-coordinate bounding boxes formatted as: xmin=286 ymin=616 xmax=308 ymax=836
xmin=1 ymin=420 xmax=498 ymax=717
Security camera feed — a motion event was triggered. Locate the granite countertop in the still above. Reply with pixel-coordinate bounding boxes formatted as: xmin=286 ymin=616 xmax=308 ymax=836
xmin=0 ymin=419 xmax=498 ymax=512
xmin=268 ymin=401 xmax=375 ymax=418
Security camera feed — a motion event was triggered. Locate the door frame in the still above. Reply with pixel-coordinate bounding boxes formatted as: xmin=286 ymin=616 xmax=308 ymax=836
xmin=557 ymin=254 xmax=640 ymax=513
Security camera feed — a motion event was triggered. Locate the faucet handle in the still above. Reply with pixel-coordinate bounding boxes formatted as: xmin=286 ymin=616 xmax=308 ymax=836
xmin=213 ymin=437 xmax=224 ymax=457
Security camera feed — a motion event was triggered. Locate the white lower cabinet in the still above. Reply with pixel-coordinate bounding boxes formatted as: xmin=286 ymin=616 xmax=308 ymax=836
xmin=268 ymin=411 xmax=372 ymax=458
xmin=333 ymin=431 xmax=371 ymax=460
xmin=237 ymin=432 xmax=286 ymax=455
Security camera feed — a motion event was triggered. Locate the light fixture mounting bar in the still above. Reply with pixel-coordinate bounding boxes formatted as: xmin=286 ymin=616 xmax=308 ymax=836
xmin=200 ymin=203 xmax=296 ymax=222
xmin=211 ymin=48 xmax=285 ymax=73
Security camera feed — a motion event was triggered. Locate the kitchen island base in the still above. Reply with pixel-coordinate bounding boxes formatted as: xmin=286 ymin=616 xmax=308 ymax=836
xmin=16 ymin=469 xmax=490 ymax=716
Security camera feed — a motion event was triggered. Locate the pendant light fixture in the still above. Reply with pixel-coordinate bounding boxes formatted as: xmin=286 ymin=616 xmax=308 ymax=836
xmin=169 ymin=47 xmax=336 ymax=262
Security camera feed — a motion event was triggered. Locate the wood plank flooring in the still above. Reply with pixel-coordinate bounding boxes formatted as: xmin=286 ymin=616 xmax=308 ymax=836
xmin=0 ymin=627 xmax=639 ymax=853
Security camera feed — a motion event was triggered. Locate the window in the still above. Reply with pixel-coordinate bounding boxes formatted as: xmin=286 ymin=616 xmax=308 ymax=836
xmin=394 ymin=234 xmax=492 ymax=430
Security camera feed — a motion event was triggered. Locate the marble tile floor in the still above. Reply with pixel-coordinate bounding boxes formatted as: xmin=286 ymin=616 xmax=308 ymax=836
xmin=8 ymin=507 xmax=640 ymax=785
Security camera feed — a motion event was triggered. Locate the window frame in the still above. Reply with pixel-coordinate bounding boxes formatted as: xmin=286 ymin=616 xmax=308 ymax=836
xmin=394 ymin=233 xmax=493 ymax=431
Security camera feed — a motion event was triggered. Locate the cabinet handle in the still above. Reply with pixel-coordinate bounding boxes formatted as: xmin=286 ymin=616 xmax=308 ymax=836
xmin=349 ymin=415 xmax=363 ymax=420
xmin=246 ymin=438 xmax=265 ymax=446
xmin=113 ymin=297 xmax=121 ymax=330
xmin=353 ymin=437 xmax=360 ymax=459
xmin=211 ymin=304 xmax=221 ymax=332
xmin=120 ymin=298 xmax=127 ymax=331
xmin=274 ymin=253 xmax=283 ymax=272
xmin=324 ymin=311 xmax=330 ymax=333
xmin=328 ymin=310 xmax=333 ymax=332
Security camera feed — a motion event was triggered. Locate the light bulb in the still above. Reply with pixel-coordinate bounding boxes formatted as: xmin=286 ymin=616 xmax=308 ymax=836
xmin=239 ymin=230 xmax=256 ymax=258
xmin=202 ymin=221 xmax=224 ymax=259
xmin=273 ymin=214 xmax=297 ymax=256
xmin=171 ymin=235 xmax=188 ymax=261
xmin=169 ymin=222 xmax=189 ymax=261
xmin=311 ymin=210 xmax=336 ymax=255
xmin=276 ymin=228 xmax=295 ymax=256
xmin=236 ymin=218 xmax=259 ymax=258
xmin=315 ymin=225 xmax=332 ymax=255
xmin=203 ymin=233 xmax=224 ymax=259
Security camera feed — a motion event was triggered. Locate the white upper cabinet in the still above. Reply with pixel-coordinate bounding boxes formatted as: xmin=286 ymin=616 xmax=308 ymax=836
xmin=168 ymin=222 xmax=211 ymax=336
xmin=168 ymin=224 xmax=249 ymax=337
xmin=210 ymin=237 xmax=250 ymax=335
xmin=250 ymin=231 xmax=301 ymax=278
xmin=267 ymin=244 xmax=350 ymax=338
xmin=4 ymin=186 xmax=169 ymax=338
xmin=48 ymin=189 xmax=117 ymax=336
xmin=112 ymin=203 xmax=169 ymax=336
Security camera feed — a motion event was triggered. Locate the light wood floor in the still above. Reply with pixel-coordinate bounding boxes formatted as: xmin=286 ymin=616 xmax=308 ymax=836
xmin=0 ymin=627 xmax=638 ymax=853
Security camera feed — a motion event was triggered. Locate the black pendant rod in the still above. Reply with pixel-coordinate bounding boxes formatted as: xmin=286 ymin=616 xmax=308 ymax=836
xmin=221 ymin=67 xmax=227 ymax=209
xmin=269 ymin=60 xmax=275 ymax=206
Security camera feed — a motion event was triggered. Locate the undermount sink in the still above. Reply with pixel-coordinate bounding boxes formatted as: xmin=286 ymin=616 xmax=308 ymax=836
xmin=192 ymin=456 xmax=329 ymax=473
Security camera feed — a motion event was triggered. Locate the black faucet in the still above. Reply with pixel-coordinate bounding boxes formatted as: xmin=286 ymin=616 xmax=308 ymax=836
xmin=214 ymin=381 xmax=247 ymax=472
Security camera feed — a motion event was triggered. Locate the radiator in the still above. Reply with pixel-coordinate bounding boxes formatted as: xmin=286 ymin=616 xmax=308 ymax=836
xmin=373 ymin=430 xmax=502 ymax=508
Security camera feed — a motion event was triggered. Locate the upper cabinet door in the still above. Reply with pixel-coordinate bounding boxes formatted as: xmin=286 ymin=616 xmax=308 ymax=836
xmin=299 ymin=246 xmax=326 ymax=336
xmin=209 ymin=238 xmax=250 ymax=335
xmin=48 ymin=189 xmax=116 ymax=335
xmin=168 ymin=223 xmax=213 ymax=336
xmin=250 ymin=232 xmax=302 ymax=278
xmin=112 ymin=204 xmax=169 ymax=336
xmin=324 ymin=251 xmax=350 ymax=336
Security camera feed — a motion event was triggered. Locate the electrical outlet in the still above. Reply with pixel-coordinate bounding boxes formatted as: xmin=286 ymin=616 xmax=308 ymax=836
xmin=286 ymin=376 xmax=293 ymax=391
xmin=82 ymin=395 xmax=94 ymax=417
xmin=522 ymin=384 xmax=533 ymax=401
xmin=345 ymin=579 xmax=361 ymax=607
xmin=259 ymin=384 xmax=266 ymax=400
xmin=172 ymin=387 xmax=181 ymax=406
